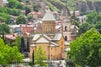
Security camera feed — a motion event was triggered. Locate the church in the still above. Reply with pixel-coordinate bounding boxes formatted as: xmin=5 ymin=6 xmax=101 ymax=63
xmin=29 ymin=9 xmax=69 ymax=60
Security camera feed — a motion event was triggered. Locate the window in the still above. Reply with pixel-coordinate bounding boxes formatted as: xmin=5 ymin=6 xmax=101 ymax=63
xmin=65 ymin=36 xmax=67 ymax=41
xmin=65 ymin=26 xmax=67 ymax=31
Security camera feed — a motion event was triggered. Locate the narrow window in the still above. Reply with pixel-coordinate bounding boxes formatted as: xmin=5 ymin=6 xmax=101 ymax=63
xmin=65 ymin=36 xmax=67 ymax=41
xmin=65 ymin=26 xmax=67 ymax=31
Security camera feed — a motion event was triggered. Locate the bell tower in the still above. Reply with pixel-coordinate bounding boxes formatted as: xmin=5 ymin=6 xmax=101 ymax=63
xmin=42 ymin=9 xmax=56 ymax=34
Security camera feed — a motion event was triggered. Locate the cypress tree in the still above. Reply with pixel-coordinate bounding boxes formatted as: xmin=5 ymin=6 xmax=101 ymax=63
xmin=32 ymin=50 xmax=34 ymax=65
xmin=26 ymin=37 xmax=30 ymax=52
xmin=20 ymin=37 xmax=25 ymax=52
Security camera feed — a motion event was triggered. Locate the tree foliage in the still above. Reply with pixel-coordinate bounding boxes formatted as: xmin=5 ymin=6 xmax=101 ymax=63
xmin=34 ymin=46 xmax=47 ymax=66
xmin=15 ymin=36 xmax=21 ymax=51
xmin=20 ymin=37 xmax=25 ymax=52
xmin=86 ymin=12 xmax=101 ymax=34
xmin=26 ymin=37 xmax=30 ymax=52
xmin=0 ymin=24 xmax=10 ymax=40
xmin=0 ymin=38 xmax=24 ymax=66
xmin=7 ymin=0 xmax=23 ymax=9
xmin=32 ymin=4 xmax=39 ymax=12
xmin=68 ymin=28 xmax=101 ymax=67
xmin=16 ymin=15 xmax=26 ymax=24
xmin=27 ymin=15 xmax=33 ymax=21
xmin=86 ymin=12 xmax=101 ymax=24
xmin=7 ymin=8 xmax=20 ymax=16
xmin=0 ymin=13 xmax=10 ymax=23
xmin=0 ymin=24 xmax=10 ymax=33
xmin=71 ymin=12 xmax=80 ymax=27
xmin=25 ymin=6 xmax=31 ymax=15
xmin=0 ymin=7 xmax=20 ymax=16
xmin=78 ymin=12 xmax=101 ymax=36
xmin=77 ymin=22 xmax=91 ymax=36
xmin=95 ymin=21 xmax=101 ymax=33
xmin=0 ymin=7 xmax=20 ymax=24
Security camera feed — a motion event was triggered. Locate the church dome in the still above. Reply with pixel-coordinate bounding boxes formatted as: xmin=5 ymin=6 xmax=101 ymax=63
xmin=42 ymin=9 xmax=56 ymax=21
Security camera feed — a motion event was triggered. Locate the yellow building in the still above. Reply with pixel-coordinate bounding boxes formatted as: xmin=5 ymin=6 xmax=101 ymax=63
xmin=30 ymin=9 xmax=69 ymax=60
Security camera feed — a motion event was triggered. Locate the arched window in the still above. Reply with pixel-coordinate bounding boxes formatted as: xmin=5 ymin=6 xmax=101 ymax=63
xmin=65 ymin=26 xmax=67 ymax=31
xmin=65 ymin=36 xmax=67 ymax=41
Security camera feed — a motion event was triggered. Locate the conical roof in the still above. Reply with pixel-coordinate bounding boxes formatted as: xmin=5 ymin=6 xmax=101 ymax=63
xmin=62 ymin=6 xmax=70 ymax=17
xmin=42 ymin=9 xmax=56 ymax=21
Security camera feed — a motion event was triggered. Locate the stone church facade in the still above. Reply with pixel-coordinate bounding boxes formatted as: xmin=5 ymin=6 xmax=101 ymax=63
xmin=30 ymin=9 xmax=69 ymax=60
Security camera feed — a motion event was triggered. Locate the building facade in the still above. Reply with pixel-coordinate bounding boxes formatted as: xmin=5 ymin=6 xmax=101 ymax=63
xmin=30 ymin=9 xmax=69 ymax=60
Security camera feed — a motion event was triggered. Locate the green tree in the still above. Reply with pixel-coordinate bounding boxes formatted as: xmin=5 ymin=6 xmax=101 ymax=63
xmin=0 ymin=38 xmax=24 ymax=66
xmin=16 ymin=15 xmax=26 ymax=24
xmin=86 ymin=11 xmax=101 ymax=34
xmin=20 ymin=37 xmax=25 ymax=52
xmin=15 ymin=36 xmax=21 ymax=51
xmin=26 ymin=37 xmax=30 ymax=52
xmin=0 ymin=7 xmax=7 ymax=13
xmin=0 ymin=7 xmax=20 ymax=16
xmin=16 ymin=3 xmax=23 ymax=9
xmin=8 ymin=0 xmax=18 ymax=8
xmin=25 ymin=6 xmax=31 ymax=15
xmin=77 ymin=22 xmax=92 ymax=36
xmin=8 ymin=8 xmax=20 ymax=16
xmin=0 ymin=24 xmax=10 ymax=40
xmin=71 ymin=11 xmax=79 ymax=27
xmin=7 ymin=0 xmax=22 ymax=9
xmin=32 ymin=4 xmax=39 ymax=12
xmin=0 ymin=13 xmax=10 ymax=23
xmin=27 ymin=15 xmax=33 ymax=21
xmin=68 ymin=28 xmax=101 ymax=67
xmin=34 ymin=46 xmax=47 ymax=66
xmin=86 ymin=12 xmax=101 ymax=24
xmin=32 ymin=50 xmax=34 ymax=65
xmin=95 ymin=21 xmax=101 ymax=34
xmin=79 ymin=12 xmax=101 ymax=36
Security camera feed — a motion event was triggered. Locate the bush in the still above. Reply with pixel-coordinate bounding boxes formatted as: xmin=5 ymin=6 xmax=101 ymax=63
xmin=0 ymin=13 xmax=10 ymax=23
xmin=25 ymin=6 xmax=31 ymax=15
xmin=7 ymin=0 xmax=23 ymax=9
xmin=32 ymin=4 xmax=39 ymax=12
xmin=0 ymin=7 xmax=20 ymax=16
xmin=16 ymin=15 xmax=26 ymax=24
xmin=8 ymin=9 xmax=20 ymax=16
xmin=0 ymin=7 xmax=7 ymax=13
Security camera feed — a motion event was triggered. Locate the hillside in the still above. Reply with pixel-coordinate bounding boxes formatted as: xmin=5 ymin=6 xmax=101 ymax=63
xmin=45 ymin=0 xmax=101 ymax=14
